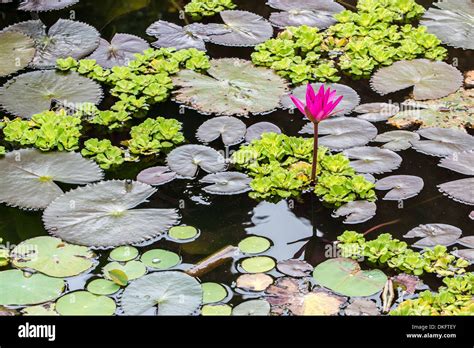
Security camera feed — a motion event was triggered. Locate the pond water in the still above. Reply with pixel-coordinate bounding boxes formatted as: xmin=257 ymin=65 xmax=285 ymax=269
xmin=0 ymin=0 xmax=472 ymax=315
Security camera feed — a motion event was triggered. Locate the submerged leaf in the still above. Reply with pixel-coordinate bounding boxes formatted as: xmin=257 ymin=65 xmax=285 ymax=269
xmin=166 ymin=145 xmax=227 ymax=178
xmin=438 ymin=178 xmax=474 ymax=206
xmin=375 ymin=175 xmax=424 ymax=201
xmin=0 ymin=31 xmax=35 ymax=77
xmin=136 ymin=166 xmax=177 ymax=186
xmin=200 ymin=172 xmax=252 ymax=195
xmin=403 ymin=223 xmax=462 ymax=247
xmin=438 ymin=151 xmax=474 ymax=176
xmin=373 ymin=131 xmax=420 ymax=151
xmin=354 ymin=103 xmax=400 ymax=122
xmin=245 ymin=122 xmax=281 ymax=142
xmin=332 ymin=200 xmax=377 ymax=224
xmin=342 ymin=146 xmax=402 ymax=174
xmin=18 ymin=0 xmax=79 ymax=12
xmin=196 ymin=116 xmax=246 ymax=146
xmin=411 ymin=128 xmax=474 ymax=157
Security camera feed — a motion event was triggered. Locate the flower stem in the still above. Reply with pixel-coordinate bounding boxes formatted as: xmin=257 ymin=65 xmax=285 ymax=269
xmin=311 ymin=122 xmax=319 ymax=183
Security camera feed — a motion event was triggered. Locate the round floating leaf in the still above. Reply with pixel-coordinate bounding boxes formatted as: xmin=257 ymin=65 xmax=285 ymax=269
xmin=109 ymin=246 xmax=139 ymax=262
xmin=0 ymin=70 xmax=103 ymax=118
xmin=18 ymin=0 xmax=79 ymax=12
xmin=208 ymin=10 xmax=273 ymax=47
xmin=421 ymin=0 xmax=474 ymax=50
xmin=276 ymin=259 xmax=313 ymax=277
xmin=0 ymin=270 xmax=65 ymax=306
xmin=201 ymin=304 xmax=232 ymax=316
xmin=373 ymin=131 xmax=420 ymax=151
xmin=345 ymin=299 xmax=380 ymax=316
xmin=0 ymin=31 xmax=35 ymax=77
xmin=283 ymin=83 xmax=359 ymax=116
xmin=2 ymin=19 xmax=100 ymax=68
xmin=172 ymin=58 xmax=288 ymax=117
xmin=87 ymin=279 xmax=121 ymax=296
xmin=136 ymin=166 xmax=177 ymax=186
xmin=166 ymin=145 xmax=227 ymax=178
xmin=200 ymin=172 xmax=252 ymax=195
xmin=238 ymin=236 xmax=271 ymax=254
xmin=458 ymin=236 xmax=474 ymax=248
xmin=88 ymin=33 xmax=150 ymax=69
xmin=56 ymin=291 xmax=116 ymax=316
xmin=22 ymin=303 xmax=58 ymax=316
xmin=0 ymin=149 xmax=103 ymax=210
xmin=241 ymin=256 xmax=276 ymax=273
xmin=412 ymin=128 xmax=474 ymax=157
xmin=332 ymin=200 xmax=377 ymax=224
xmin=375 ymin=175 xmax=424 ymax=201
xmin=245 ymin=122 xmax=281 ymax=142
xmin=236 ymin=273 xmax=273 ymax=292
xmin=141 ymin=249 xmax=180 ymax=270
xmin=342 ymin=146 xmax=402 ymax=174
xmin=312 ymin=258 xmax=387 ymax=297
xmin=43 ymin=180 xmax=179 ymax=248
xmin=169 ymin=225 xmax=199 ymax=240
xmin=232 ymin=299 xmax=270 ymax=316
xmin=267 ymin=0 xmax=344 ymax=29
xmin=300 ymin=117 xmax=378 ymax=150
xmin=438 ymin=178 xmax=474 ymax=206
xmin=202 ymin=282 xmax=228 ymax=304
xmin=11 ymin=236 xmax=95 ymax=278
xmin=403 ymin=223 xmax=462 ymax=248
xmin=196 ymin=116 xmax=246 ymax=146
xmin=103 ymin=261 xmax=147 ymax=281
xmin=121 ymin=271 xmax=202 ymax=315
xmin=370 ymin=59 xmax=463 ymax=100
xmin=354 ymin=103 xmax=400 ymax=122
xmin=439 ymin=151 xmax=474 ymax=175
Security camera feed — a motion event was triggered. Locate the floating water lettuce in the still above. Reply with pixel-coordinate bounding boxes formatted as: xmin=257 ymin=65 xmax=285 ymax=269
xmin=81 ymin=139 xmax=125 ymax=170
xmin=184 ymin=0 xmax=236 ymax=20
xmin=0 ymin=31 xmax=35 ymax=77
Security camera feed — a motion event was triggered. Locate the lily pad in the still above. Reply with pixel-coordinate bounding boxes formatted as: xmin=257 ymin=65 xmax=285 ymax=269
xmin=283 ymin=83 xmax=359 ymax=116
xmin=0 ymin=149 xmax=103 ymax=210
xmin=2 ymin=19 xmax=100 ymax=68
xmin=354 ymin=103 xmax=400 ymax=122
xmin=167 ymin=145 xmax=227 ymax=178
xmin=458 ymin=236 xmax=474 ymax=248
xmin=121 ymin=271 xmax=202 ymax=315
xmin=421 ymin=0 xmax=474 ymax=50
xmin=103 ymin=261 xmax=147 ymax=281
xmin=238 ymin=236 xmax=271 ymax=254
xmin=88 ymin=33 xmax=150 ymax=69
xmin=201 ymin=304 xmax=232 ymax=316
xmin=411 ymin=128 xmax=474 ymax=157
xmin=452 ymin=249 xmax=474 ymax=261
xmin=208 ymin=10 xmax=273 ymax=47
xmin=232 ymin=299 xmax=270 ymax=316
xmin=21 ymin=303 xmax=58 ymax=316
xmin=109 ymin=246 xmax=139 ymax=262
xmin=136 ymin=166 xmax=177 ymax=186
xmin=200 ymin=172 xmax=252 ymax=195
xmin=0 ymin=70 xmax=103 ymax=118
xmin=197 ymin=116 xmax=246 ymax=146
xmin=172 ymin=58 xmax=288 ymax=117
xmin=43 ymin=180 xmax=179 ymax=248
xmin=342 ymin=146 xmax=402 ymax=174
xmin=56 ymin=291 xmax=116 ymax=316
xmin=11 ymin=236 xmax=96 ymax=278
xmin=241 ymin=256 xmax=276 ymax=273
xmin=236 ymin=273 xmax=273 ymax=292
xmin=202 ymin=282 xmax=228 ymax=304
xmin=276 ymin=259 xmax=313 ymax=277
xmin=375 ymin=175 xmax=424 ymax=201
xmin=332 ymin=200 xmax=377 ymax=224
xmin=370 ymin=59 xmax=463 ymax=100
xmin=0 ymin=269 xmax=65 ymax=306
xmin=87 ymin=279 xmax=121 ymax=296
xmin=141 ymin=249 xmax=180 ymax=270
xmin=438 ymin=178 xmax=474 ymax=205
xmin=312 ymin=258 xmax=387 ymax=297
xmin=373 ymin=131 xmax=420 ymax=151
xmin=169 ymin=225 xmax=199 ymax=240
xmin=344 ymin=299 xmax=380 ymax=316
xmin=18 ymin=0 xmax=79 ymax=12
xmin=439 ymin=151 xmax=474 ymax=175
xmin=403 ymin=223 xmax=462 ymax=247
xmin=245 ymin=122 xmax=281 ymax=142
xmin=0 ymin=31 xmax=35 ymax=77
xmin=267 ymin=0 xmax=344 ymax=29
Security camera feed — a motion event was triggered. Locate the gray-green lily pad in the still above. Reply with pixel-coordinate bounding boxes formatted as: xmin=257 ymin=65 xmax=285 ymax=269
xmin=312 ymin=258 xmax=387 ymax=297
xmin=11 ymin=236 xmax=96 ymax=278
xmin=169 ymin=225 xmax=199 ymax=240
xmin=241 ymin=256 xmax=276 ymax=273
xmin=21 ymin=303 xmax=58 ymax=316
xmin=438 ymin=178 xmax=474 ymax=205
xmin=342 ymin=146 xmax=402 ymax=174
xmin=121 ymin=271 xmax=202 ymax=315
xmin=412 ymin=128 xmax=474 ymax=157
xmin=18 ymin=0 xmax=79 ymax=12
xmin=196 ymin=116 xmax=246 ymax=146
xmin=452 ymin=249 xmax=474 ymax=262
xmin=331 ymin=200 xmax=377 ymax=224
xmin=354 ymin=103 xmax=400 ymax=122
xmin=56 ymin=291 xmax=116 ymax=316
xmin=167 ymin=145 xmax=227 ymax=178
xmin=403 ymin=223 xmax=462 ymax=247
xmin=375 ymin=175 xmax=424 ymax=201
xmin=0 ymin=31 xmax=35 ymax=77
xmin=136 ymin=166 xmax=177 ymax=186
xmin=373 ymin=130 xmax=420 ymax=151
xmin=238 ymin=236 xmax=271 ymax=254
xmin=87 ymin=279 xmax=121 ymax=296
xmin=103 ymin=261 xmax=147 ymax=281
xmin=232 ymin=299 xmax=270 ymax=316
xmin=276 ymin=259 xmax=313 ymax=277
xmin=110 ymin=246 xmax=139 ymax=262
xmin=438 ymin=151 xmax=474 ymax=175
xmin=457 ymin=236 xmax=474 ymax=248
xmin=245 ymin=122 xmax=281 ymax=142
xmin=201 ymin=304 xmax=232 ymax=316
xmin=141 ymin=249 xmax=180 ymax=270
xmin=202 ymin=282 xmax=228 ymax=304
xmin=200 ymin=172 xmax=252 ymax=195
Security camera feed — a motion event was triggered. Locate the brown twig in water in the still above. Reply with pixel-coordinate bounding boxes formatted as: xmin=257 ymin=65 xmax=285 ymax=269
xmin=363 ymin=219 xmax=401 ymax=236
xmin=336 ymin=0 xmax=357 ymax=10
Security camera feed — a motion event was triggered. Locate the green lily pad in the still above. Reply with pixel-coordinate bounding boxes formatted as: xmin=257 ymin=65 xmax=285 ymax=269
xmin=232 ymin=299 xmax=270 ymax=316
xmin=55 ymin=291 xmax=116 ymax=316
xmin=87 ymin=279 xmax=121 ymax=296
xmin=22 ymin=303 xmax=58 ymax=316
xmin=0 ymin=31 xmax=35 ymax=77
xmin=141 ymin=249 xmax=180 ymax=270
xmin=103 ymin=261 xmax=146 ymax=281
xmin=0 ymin=270 xmax=65 ymax=306
xmin=11 ymin=236 xmax=95 ymax=278
xmin=169 ymin=226 xmax=199 ymax=241
xmin=109 ymin=246 xmax=139 ymax=262
xmin=241 ymin=256 xmax=276 ymax=273
xmin=312 ymin=258 xmax=387 ymax=297
xmin=238 ymin=236 xmax=271 ymax=254
xmin=202 ymin=282 xmax=228 ymax=304
xmin=201 ymin=304 xmax=232 ymax=316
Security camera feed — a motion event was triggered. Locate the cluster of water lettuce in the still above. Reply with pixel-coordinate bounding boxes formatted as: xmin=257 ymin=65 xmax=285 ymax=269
xmin=56 ymin=48 xmax=210 ymax=128
xmin=390 ymin=273 xmax=474 ymax=316
xmin=232 ymin=133 xmax=376 ymax=204
xmin=251 ymin=0 xmax=447 ymax=84
xmin=81 ymin=139 xmax=125 ymax=170
xmin=337 ymin=231 xmax=469 ymax=277
xmin=184 ymin=0 xmax=236 ymax=20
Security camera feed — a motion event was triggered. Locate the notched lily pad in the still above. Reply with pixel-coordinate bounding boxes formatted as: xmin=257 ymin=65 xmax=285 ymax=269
xmin=332 ymin=200 xmax=377 ymax=224
xmin=438 ymin=178 xmax=474 ymax=205
xmin=136 ymin=166 xmax=177 ymax=186
xmin=438 ymin=151 xmax=474 ymax=175
xmin=457 ymin=236 xmax=474 ymax=248
xmin=196 ymin=116 xmax=246 ymax=146
xmin=411 ymin=128 xmax=474 ymax=157
xmin=354 ymin=103 xmax=400 ymax=122
xmin=200 ymin=172 xmax=252 ymax=195
xmin=166 ymin=145 xmax=227 ymax=178
xmin=375 ymin=175 xmax=424 ymax=201
xmin=18 ymin=0 xmax=79 ymax=12
xmin=245 ymin=122 xmax=281 ymax=142
xmin=342 ymin=146 xmax=402 ymax=174
xmin=0 ymin=31 xmax=35 ymax=77
xmin=403 ymin=223 xmax=462 ymax=247
xmin=373 ymin=130 xmax=420 ymax=151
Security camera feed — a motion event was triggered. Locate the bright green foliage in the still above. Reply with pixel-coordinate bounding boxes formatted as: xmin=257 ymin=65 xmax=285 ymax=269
xmin=125 ymin=117 xmax=185 ymax=156
xmin=81 ymin=138 xmax=125 ymax=170
xmin=184 ymin=0 xmax=236 ymax=20
xmin=0 ymin=238 xmax=9 ymax=267
xmin=232 ymin=133 xmax=376 ymax=205
xmin=390 ymin=273 xmax=474 ymax=316
xmin=337 ymin=231 xmax=469 ymax=277
xmin=1 ymin=110 xmax=82 ymax=151
xmin=252 ymin=0 xmax=447 ymax=84
xmin=72 ymin=103 xmax=132 ymax=130
xmin=0 ymin=146 xmax=5 ymax=156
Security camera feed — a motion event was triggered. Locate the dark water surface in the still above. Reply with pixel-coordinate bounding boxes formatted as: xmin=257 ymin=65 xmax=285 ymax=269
xmin=0 ymin=0 xmax=472 ymax=304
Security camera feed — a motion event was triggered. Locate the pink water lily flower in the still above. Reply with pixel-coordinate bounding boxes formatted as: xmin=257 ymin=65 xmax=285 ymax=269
xmin=290 ymin=84 xmax=344 ymax=183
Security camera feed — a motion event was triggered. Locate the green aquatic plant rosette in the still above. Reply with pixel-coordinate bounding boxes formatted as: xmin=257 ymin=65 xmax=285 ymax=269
xmin=184 ymin=0 xmax=236 ymax=20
